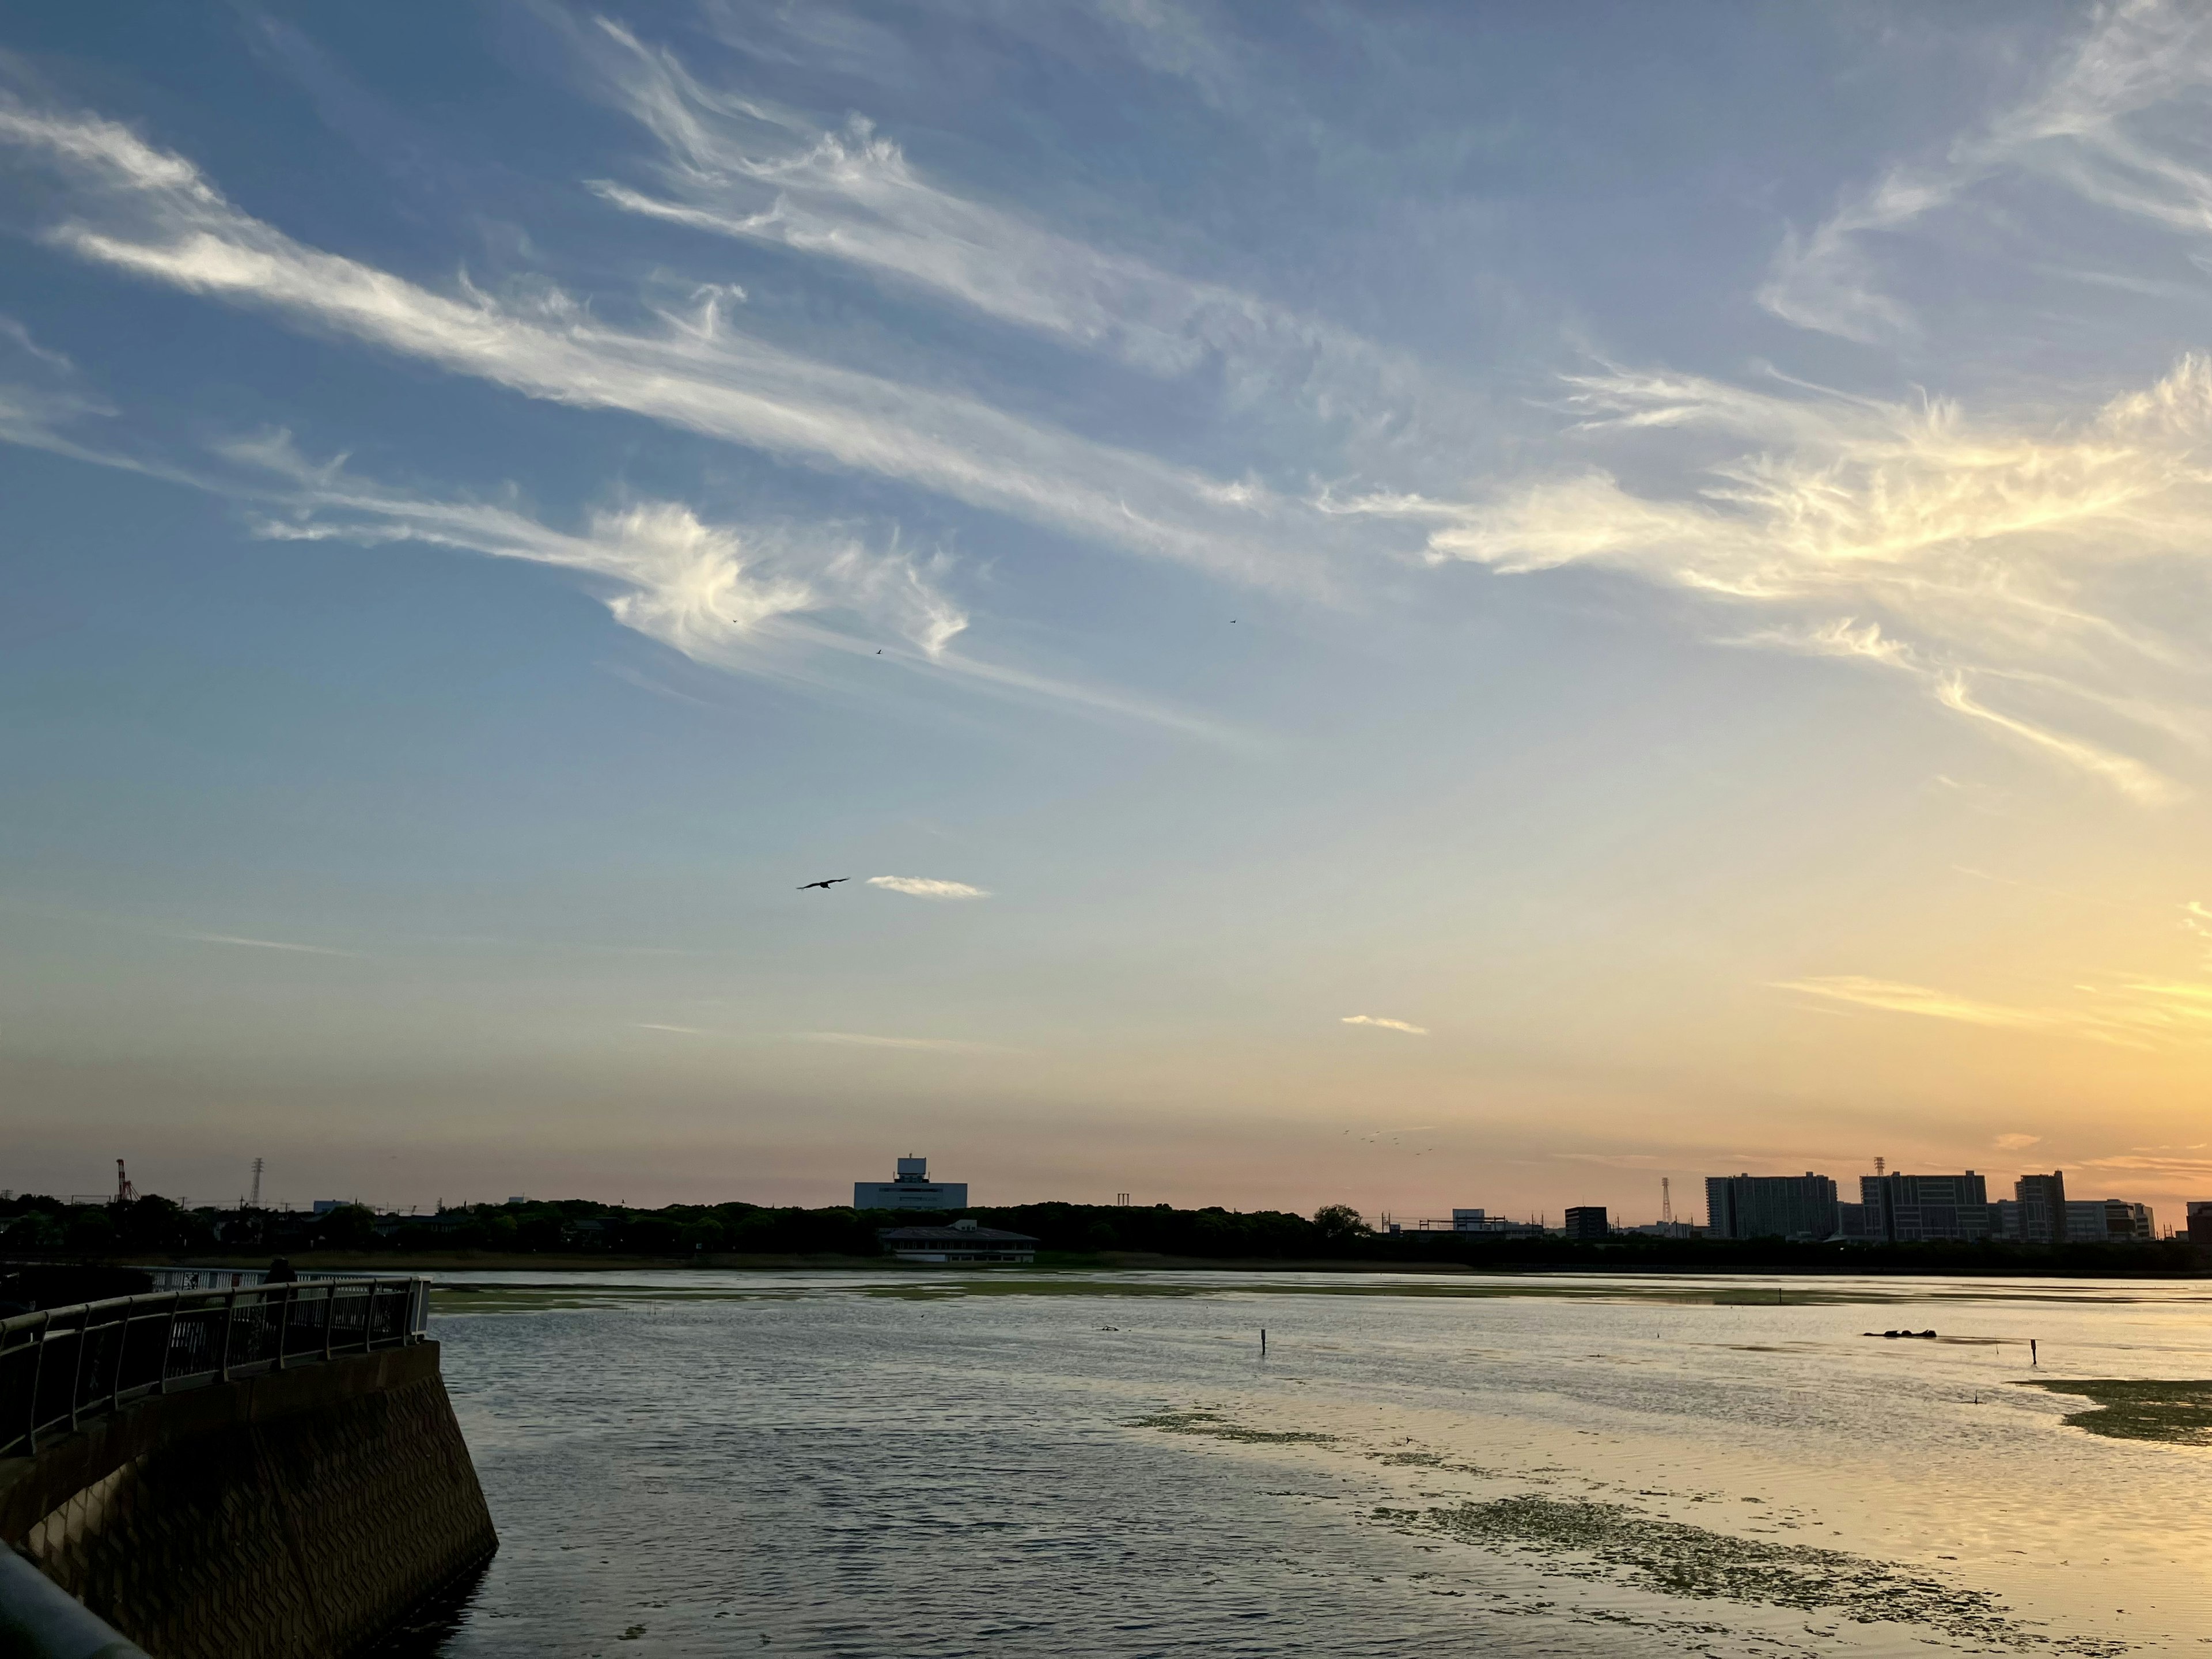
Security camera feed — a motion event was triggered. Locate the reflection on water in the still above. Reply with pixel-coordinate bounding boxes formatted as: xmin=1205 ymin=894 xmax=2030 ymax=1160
xmin=422 ymin=1270 xmax=2212 ymax=1656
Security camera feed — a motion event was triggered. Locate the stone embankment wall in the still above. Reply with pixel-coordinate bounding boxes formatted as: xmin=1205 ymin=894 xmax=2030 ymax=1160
xmin=0 ymin=1343 xmax=495 ymax=1659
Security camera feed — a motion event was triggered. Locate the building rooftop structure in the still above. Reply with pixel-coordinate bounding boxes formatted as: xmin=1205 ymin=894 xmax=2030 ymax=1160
xmin=854 ymin=1155 xmax=968 ymax=1212
xmin=879 ymin=1220 xmax=1037 ymax=1264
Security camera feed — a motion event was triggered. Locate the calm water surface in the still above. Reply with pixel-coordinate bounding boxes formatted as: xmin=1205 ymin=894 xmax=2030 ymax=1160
xmin=409 ymin=1270 xmax=2212 ymax=1657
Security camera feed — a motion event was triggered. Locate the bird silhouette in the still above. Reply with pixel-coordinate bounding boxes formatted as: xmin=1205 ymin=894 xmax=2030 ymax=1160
xmin=797 ymin=878 xmax=850 ymax=891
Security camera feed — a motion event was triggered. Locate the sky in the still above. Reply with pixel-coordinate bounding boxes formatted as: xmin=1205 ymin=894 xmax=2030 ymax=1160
xmin=4 ymin=1 xmax=2212 ymax=1225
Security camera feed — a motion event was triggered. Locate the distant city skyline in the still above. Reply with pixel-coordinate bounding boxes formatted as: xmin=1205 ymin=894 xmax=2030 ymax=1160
xmin=7 ymin=4 xmax=2212 ymax=1222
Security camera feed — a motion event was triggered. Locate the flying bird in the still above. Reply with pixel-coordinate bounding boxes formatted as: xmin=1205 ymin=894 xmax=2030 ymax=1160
xmin=797 ymin=878 xmax=850 ymax=891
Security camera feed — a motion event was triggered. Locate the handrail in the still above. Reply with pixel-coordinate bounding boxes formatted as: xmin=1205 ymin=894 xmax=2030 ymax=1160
xmin=0 ymin=1546 xmax=151 ymax=1658
xmin=0 ymin=1278 xmax=430 ymax=1460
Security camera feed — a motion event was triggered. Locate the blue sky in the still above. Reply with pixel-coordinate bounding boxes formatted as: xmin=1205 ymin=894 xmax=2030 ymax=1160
xmin=6 ymin=2 xmax=2212 ymax=1221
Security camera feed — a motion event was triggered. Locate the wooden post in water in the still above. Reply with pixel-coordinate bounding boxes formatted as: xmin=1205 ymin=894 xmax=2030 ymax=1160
xmin=1260 ymin=1327 xmax=1267 ymax=1355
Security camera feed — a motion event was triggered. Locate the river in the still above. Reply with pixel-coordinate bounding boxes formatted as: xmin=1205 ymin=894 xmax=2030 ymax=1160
xmin=392 ymin=1268 xmax=2212 ymax=1657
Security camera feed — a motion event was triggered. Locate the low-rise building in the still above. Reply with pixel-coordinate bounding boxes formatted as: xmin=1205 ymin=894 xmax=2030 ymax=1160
xmin=2065 ymin=1199 xmax=2151 ymax=1243
xmin=854 ymin=1155 xmax=969 ymax=1211
xmin=1448 ymin=1209 xmax=1547 ymax=1237
xmin=879 ymin=1219 xmax=1037 ymax=1263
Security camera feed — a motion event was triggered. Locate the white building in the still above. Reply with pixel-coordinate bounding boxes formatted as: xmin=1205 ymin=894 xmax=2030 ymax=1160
xmin=854 ymin=1154 xmax=968 ymax=1211
xmin=1450 ymin=1208 xmax=1546 ymax=1237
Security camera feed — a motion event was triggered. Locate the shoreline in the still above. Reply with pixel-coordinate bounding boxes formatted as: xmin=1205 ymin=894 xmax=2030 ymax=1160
xmin=28 ymin=1248 xmax=2207 ymax=1279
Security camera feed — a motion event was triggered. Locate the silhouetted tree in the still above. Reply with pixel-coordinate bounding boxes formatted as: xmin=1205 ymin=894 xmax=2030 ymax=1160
xmin=1312 ymin=1203 xmax=1368 ymax=1244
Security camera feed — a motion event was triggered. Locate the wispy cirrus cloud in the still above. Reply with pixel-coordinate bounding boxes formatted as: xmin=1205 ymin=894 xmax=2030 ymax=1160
xmin=1778 ymin=970 xmax=2212 ymax=1050
xmin=179 ymin=931 xmax=358 ymax=957
xmin=1777 ymin=976 xmax=2057 ymax=1032
xmin=1992 ymin=1132 xmax=2043 ymax=1152
xmin=1331 ymin=354 xmax=2212 ymax=801
xmin=866 ymin=876 xmax=988 ymax=899
xmin=1759 ymin=1 xmax=2212 ymax=342
xmin=0 ymin=95 xmax=1323 ymax=594
xmin=575 ymin=19 xmax=1480 ymax=475
xmin=1341 ymin=1013 xmax=1427 ymax=1035
xmin=2075 ymin=1147 xmax=2212 ymax=1186
xmin=222 ymin=429 xmax=950 ymax=656
xmin=0 ymin=357 xmax=1245 ymax=738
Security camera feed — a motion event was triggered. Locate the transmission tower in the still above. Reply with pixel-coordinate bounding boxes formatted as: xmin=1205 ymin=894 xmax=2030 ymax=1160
xmin=115 ymin=1159 xmax=135 ymax=1204
xmin=249 ymin=1157 xmax=264 ymax=1209
xmin=1660 ymin=1176 xmax=1672 ymax=1226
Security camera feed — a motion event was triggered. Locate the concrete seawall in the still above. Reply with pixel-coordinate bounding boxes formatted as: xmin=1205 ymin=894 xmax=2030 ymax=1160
xmin=0 ymin=1342 xmax=495 ymax=1658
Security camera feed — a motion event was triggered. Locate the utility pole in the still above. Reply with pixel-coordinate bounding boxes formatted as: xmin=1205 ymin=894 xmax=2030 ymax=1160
xmin=249 ymin=1157 xmax=264 ymax=1209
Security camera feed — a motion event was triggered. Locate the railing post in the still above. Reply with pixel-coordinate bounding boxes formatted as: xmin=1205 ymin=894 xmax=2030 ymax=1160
xmin=323 ymin=1284 xmax=335 ymax=1361
xmin=24 ymin=1311 xmax=49 ymax=1455
xmin=162 ymin=1292 xmax=181 ymax=1395
xmin=218 ymin=1290 xmax=237 ymax=1384
xmin=110 ymin=1305 xmax=126 ymax=1415
xmin=66 ymin=1309 xmax=89 ymax=1433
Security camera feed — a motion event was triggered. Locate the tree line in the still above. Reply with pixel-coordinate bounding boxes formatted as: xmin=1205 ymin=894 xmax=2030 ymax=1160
xmin=0 ymin=1190 xmax=2199 ymax=1275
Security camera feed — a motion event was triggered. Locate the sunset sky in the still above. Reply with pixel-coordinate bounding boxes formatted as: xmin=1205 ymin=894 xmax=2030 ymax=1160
xmin=5 ymin=2 xmax=2211 ymax=1224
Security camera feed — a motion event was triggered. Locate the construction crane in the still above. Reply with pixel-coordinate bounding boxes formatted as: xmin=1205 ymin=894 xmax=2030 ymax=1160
xmin=115 ymin=1159 xmax=135 ymax=1204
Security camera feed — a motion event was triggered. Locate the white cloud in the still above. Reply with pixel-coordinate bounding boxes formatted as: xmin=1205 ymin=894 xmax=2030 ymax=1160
xmin=179 ymin=932 xmax=357 ymax=957
xmin=576 ymin=21 xmax=1478 ymax=473
xmin=1338 ymin=354 xmax=2212 ymax=801
xmin=632 ymin=1022 xmax=710 ymax=1035
xmin=866 ymin=876 xmax=988 ymax=899
xmin=1759 ymin=2 xmax=2212 ymax=341
xmin=0 ymin=96 xmax=1320 ymax=593
xmin=1341 ymin=1014 xmax=1427 ymax=1035
xmin=1774 ymin=971 xmax=2212 ymax=1050
xmin=0 ymin=397 xmax=1247 ymax=737
xmin=1993 ymin=1132 xmax=2043 ymax=1152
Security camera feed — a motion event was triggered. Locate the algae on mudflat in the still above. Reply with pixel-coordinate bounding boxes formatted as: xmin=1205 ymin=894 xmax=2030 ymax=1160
xmin=2021 ymin=1378 xmax=2212 ymax=1446
xmin=1385 ymin=1495 xmax=2111 ymax=1651
xmin=1132 ymin=1409 xmax=1338 ymax=1445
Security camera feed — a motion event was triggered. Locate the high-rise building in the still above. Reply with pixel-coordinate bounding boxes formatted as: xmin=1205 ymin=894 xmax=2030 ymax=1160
xmin=1704 ymin=1173 xmax=1839 ymax=1240
xmin=853 ymin=1155 xmax=969 ymax=1211
xmin=2187 ymin=1201 xmax=2212 ymax=1253
xmin=2014 ymin=1172 xmax=2067 ymax=1244
xmin=1859 ymin=1172 xmax=1990 ymax=1242
xmin=1562 ymin=1206 xmax=1609 ymax=1241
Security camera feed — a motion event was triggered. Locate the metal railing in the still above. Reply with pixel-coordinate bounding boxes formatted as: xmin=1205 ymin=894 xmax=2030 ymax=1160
xmin=0 ymin=1278 xmax=430 ymax=1459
